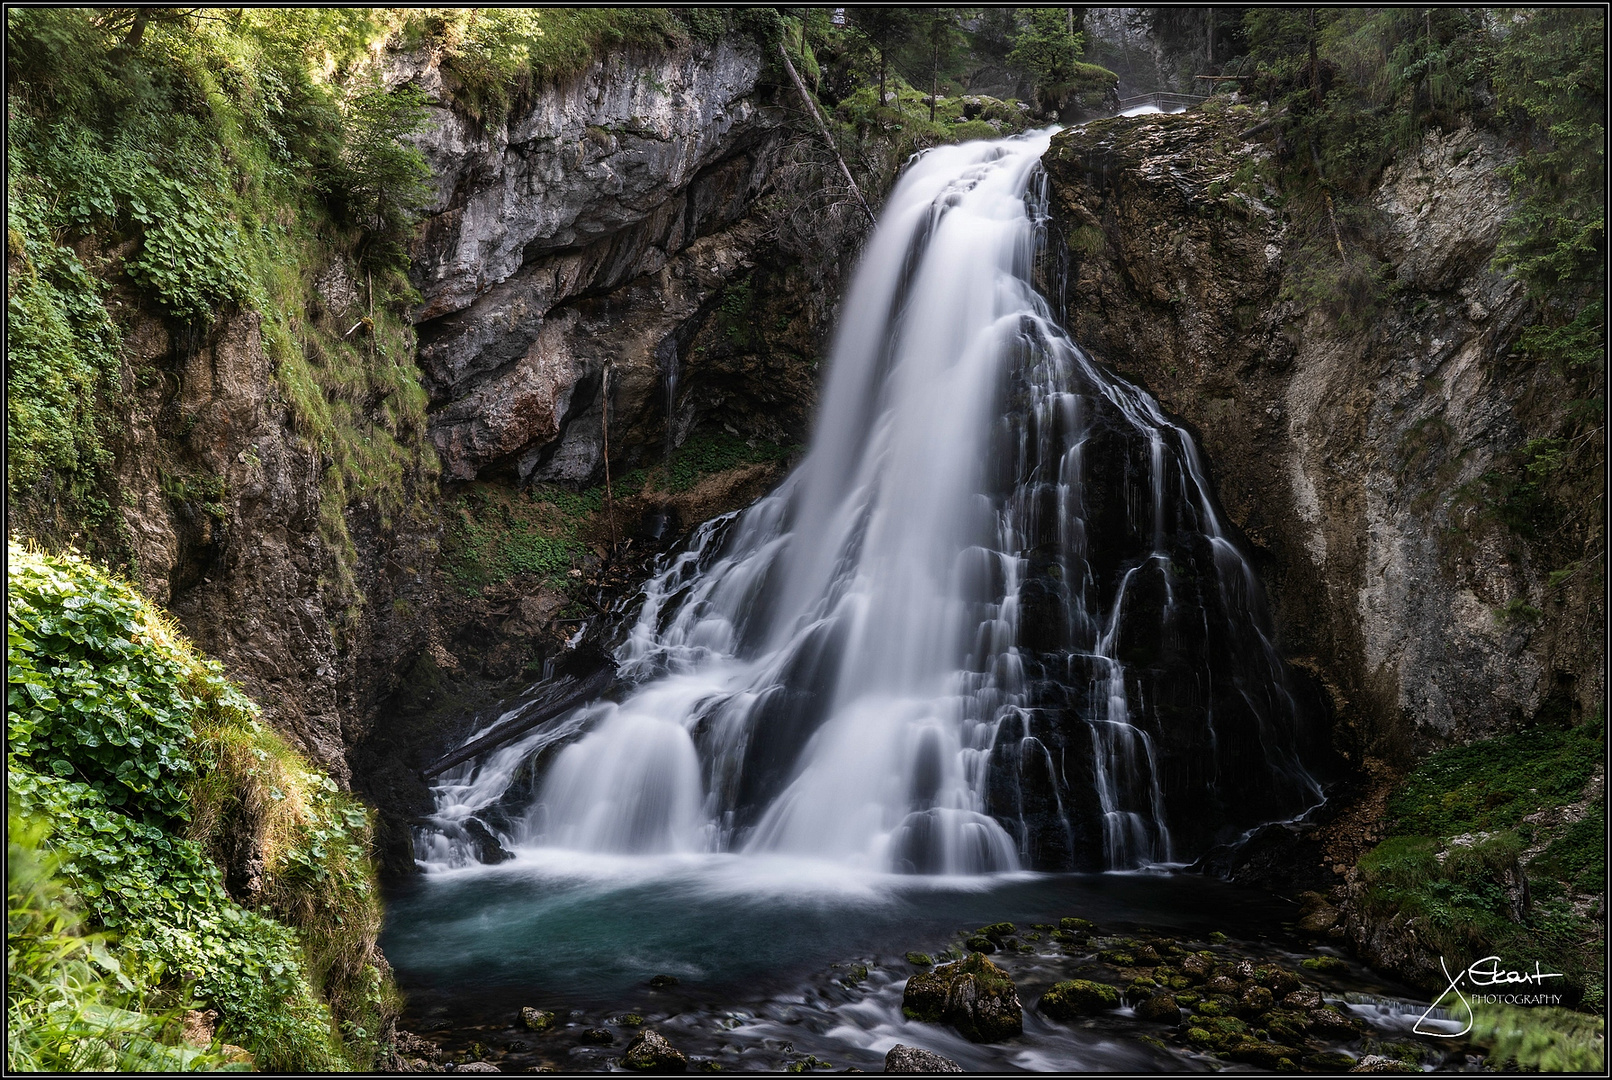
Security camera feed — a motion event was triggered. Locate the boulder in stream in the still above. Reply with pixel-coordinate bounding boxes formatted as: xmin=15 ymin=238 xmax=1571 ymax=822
xmin=902 ymin=951 xmax=1023 ymax=1042
xmin=518 ymin=1007 xmax=555 ymax=1032
xmin=885 ymin=1044 xmax=964 ymax=1073
xmin=624 ymin=1029 xmax=688 ymax=1072
xmin=1040 ymin=978 xmax=1120 ymax=1019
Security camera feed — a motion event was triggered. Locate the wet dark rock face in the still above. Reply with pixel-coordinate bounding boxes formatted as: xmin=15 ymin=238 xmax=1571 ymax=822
xmin=1041 ymin=109 xmax=1602 ymax=763
xmin=978 ymin=327 xmax=1333 ymax=871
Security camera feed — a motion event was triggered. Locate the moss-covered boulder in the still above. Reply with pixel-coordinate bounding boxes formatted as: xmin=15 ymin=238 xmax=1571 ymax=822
xmin=520 ymin=1007 xmax=555 ymax=1032
xmin=1040 ymin=979 xmax=1120 ymax=1019
xmin=1135 ymin=992 xmax=1181 ymax=1022
xmin=1226 ymin=1037 xmax=1301 ymax=1070
xmin=624 ymin=1029 xmax=687 ymax=1072
xmin=902 ymin=952 xmax=1023 ymax=1042
xmin=1309 ymin=1006 xmax=1366 ymax=1038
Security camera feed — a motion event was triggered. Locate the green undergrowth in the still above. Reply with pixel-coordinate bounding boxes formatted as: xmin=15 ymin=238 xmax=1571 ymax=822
xmin=832 ymin=82 xmax=1034 ymax=154
xmin=7 ymin=809 xmax=242 ymax=1072
xmin=6 ymin=8 xmax=436 ymax=590
xmin=1467 ymin=1002 xmax=1605 ymax=1072
xmin=7 ymin=541 xmax=396 ymax=1071
xmin=442 ymin=433 xmax=795 ymax=593
xmin=1354 ymin=715 xmax=1605 ymax=1011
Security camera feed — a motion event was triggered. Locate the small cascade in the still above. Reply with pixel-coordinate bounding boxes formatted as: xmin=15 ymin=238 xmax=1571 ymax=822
xmin=417 ymin=128 xmax=1325 ymax=875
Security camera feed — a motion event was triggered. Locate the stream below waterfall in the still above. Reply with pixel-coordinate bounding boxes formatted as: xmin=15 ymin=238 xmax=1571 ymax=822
xmin=382 ymin=856 xmax=1481 ymax=1072
xmin=383 ymin=124 xmax=1469 ymax=1071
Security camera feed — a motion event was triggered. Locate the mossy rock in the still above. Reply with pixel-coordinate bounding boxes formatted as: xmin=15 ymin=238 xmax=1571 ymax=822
xmin=902 ymin=952 xmax=1022 ymax=1042
xmin=964 ymin=934 xmax=997 ymax=954
xmin=1226 ymin=1037 xmax=1300 ymax=1071
xmin=905 ymin=952 xmax=934 ymax=967
xmin=1040 ymin=979 xmax=1120 ymax=1020
xmin=840 ymin=963 xmax=868 ymax=986
xmin=648 ymin=974 xmax=681 ymax=989
xmin=1187 ymin=1014 xmax=1249 ymax=1051
xmin=978 ymin=922 xmax=1016 ymax=941
xmin=1308 ymin=1006 xmax=1365 ymax=1037
xmin=1059 ymin=917 xmax=1095 ymax=933
xmin=1097 ymin=950 xmax=1136 ymax=966
xmin=1300 ymin=955 xmax=1348 ymax=975
xmin=1132 ymin=945 xmax=1163 ymax=965
xmin=1135 ymin=993 xmax=1181 ymax=1022
xmin=1302 ymin=1051 xmax=1358 ymax=1071
xmin=624 ymin=1029 xmax=687 ymax=1072
xmin=1208 ymin=931 xmax=1229 ymax=943
xmin=520 ymin=1007 xmax=556 ymax=1032
xmin=579 ymin=1028 xmax=614 ymax=1045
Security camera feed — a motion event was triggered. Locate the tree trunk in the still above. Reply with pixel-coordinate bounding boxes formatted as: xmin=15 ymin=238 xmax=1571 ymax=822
xmin=777 ymin=43 xmax=877 ymax=226
xmin=123 ymin=8 xmax=151 ymax=51
xmin=931 ymin=42 xmax=939 ymax=123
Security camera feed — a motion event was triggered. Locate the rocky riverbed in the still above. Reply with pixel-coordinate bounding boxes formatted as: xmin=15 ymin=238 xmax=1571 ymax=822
xmin=379 ymin=862 xmax=1490 ymax=1073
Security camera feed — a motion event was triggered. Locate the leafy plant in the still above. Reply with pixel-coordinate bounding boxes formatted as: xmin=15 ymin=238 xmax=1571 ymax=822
xmin=7 ymin=542 xmax=395 ymax=1070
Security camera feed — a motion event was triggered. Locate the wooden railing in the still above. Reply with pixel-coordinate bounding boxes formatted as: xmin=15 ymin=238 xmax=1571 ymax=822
xmin=1116 ymin=91 xmax=1209 ymax=111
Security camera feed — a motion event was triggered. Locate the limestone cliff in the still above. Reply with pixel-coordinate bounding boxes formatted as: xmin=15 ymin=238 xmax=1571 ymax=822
xmin=1043 ymin=110 xmax=1601 ymax=764
xmin=402 ymin=40 xmax=821 ymax=486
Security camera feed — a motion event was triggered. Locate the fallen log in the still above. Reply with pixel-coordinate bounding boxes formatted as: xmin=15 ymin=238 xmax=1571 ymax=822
xmin=420 ymin=666 xmax=615 ymax=779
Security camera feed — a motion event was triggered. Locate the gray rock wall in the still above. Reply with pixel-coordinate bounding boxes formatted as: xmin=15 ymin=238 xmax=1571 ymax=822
xmin=404 ymin=41 xmax=789 ymax=484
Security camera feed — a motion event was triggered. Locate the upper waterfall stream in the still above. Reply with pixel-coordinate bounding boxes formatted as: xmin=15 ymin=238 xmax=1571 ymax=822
xmin=417 ymin=128 xmax=1324 ymax=878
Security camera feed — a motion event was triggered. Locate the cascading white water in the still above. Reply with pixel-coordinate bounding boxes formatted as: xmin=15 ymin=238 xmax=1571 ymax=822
xmin=417 ymin=128 xmax=1322 ymax=875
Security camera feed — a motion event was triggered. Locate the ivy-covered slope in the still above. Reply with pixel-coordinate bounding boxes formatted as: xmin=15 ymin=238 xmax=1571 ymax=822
xmin=7 ymin=541 xmax=395 ymax=1071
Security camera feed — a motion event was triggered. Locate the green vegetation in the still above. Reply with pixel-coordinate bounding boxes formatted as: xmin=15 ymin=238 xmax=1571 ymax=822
xmin=1467 ymin=1003 xmax=1604 ymax=1073
xmin=1383 ymin=724 xmax=1601 ymax=836
xmin=1353 ymin=716 xmax=1605 ymax=1011
xmin=6 ymin=7 xmax=436 ymax=588
xmin=7 ymin=542 xmax=395 ymax=1070
xmin=7 ymin=808 xmax=240 ymax=1072
xmin=443 ymin=433 xmax=795 ymax=593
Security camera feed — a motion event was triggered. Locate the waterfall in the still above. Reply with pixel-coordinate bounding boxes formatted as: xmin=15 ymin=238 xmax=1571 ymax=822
xmin=418 ymin=129 xmax=1324 ymax=875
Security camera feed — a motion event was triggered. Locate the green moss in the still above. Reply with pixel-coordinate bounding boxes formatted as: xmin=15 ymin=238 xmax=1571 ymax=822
xmin=1534 ymin=801 xmax=1606 ymax=893
xmin=1385 ymin=723 xmax=1602 ymax=837
xmin=1040 ymin=979 xmax=1119 ymax=1019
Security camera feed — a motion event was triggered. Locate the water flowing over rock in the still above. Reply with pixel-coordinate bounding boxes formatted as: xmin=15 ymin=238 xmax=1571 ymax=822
xmin=417 ymin=129 xmax=1325 ymax=873
xmin=1042 ymin=111 xmax=1602 ymax=755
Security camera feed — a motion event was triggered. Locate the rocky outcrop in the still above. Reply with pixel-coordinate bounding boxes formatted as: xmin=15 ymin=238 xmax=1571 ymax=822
xmin=1042 ymin=110 xmax=1602 ymax=764
xmin=404 ymin=41 xmax=809 ymax=485
xmin=108 ymin=304 xmax=435 ymax=782
xmin=902 ymin=952 xmax=1024 ymax=1042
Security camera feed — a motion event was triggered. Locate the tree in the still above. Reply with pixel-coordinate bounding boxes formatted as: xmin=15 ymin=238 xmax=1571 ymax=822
xmin=912 ymin=8 xmax=971 ymax=122
xmin=334 ymin=78 xmax=434 ymax=270
xmin=848 ymin=6 xmax=917 ymax=108
xmin=1007 ymin=7 xmax=1086 ymax=100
